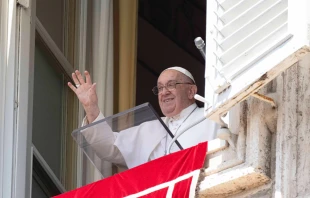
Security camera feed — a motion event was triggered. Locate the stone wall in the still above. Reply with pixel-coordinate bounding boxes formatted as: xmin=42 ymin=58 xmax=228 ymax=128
xmin=199 ymin=54 xmax=310 ymax=197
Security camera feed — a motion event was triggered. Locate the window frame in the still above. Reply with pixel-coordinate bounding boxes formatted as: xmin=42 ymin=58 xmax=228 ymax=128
xmin=0 ymin=0 xmax=36 ymax=197
xmin=34 ymin=16 xmax=80 ymax=192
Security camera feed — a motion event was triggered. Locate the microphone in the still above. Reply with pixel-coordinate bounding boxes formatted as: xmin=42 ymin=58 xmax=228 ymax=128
xmin=194 ymin=37 xmax=206 ymax=59
xmin=194 ymin=94 xmax=209 ymax=105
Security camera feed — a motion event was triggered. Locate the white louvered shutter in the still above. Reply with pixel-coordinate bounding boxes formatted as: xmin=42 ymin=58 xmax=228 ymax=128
xmin=204 ymin=0 xmax=310 ymax=122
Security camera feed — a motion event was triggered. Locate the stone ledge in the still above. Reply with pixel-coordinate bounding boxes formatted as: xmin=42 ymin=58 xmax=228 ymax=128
xmin=197 ymin=93 xmax=274 ymax=197
xmin=207 ymin=138 xmax=228 ymax=155
xmin=198 ymin=165 xmax=270 ymax=198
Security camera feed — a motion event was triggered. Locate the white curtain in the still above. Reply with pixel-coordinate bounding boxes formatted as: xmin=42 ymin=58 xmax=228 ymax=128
xmin=80 ymin=0 xmax=114 ymax=184
xmin=91 ymin=0 xmax=114 ymax=180
xmin=92 ymin=0 xmax=114 ymax=116
xmin=79 ymin=0 xmax=138 ymax=184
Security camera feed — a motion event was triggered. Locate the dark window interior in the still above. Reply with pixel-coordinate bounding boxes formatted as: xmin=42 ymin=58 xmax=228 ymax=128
xmin=136 ymin=0 xmax=206 ymax=116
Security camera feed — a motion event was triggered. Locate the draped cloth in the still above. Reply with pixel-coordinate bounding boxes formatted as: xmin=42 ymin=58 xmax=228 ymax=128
xmin=53 ymin=141 xmax=208 ymax=198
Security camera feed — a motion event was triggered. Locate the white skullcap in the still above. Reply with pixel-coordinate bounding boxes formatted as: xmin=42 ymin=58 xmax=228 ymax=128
xmin=164 ymin=66 xmax=195 ymax=83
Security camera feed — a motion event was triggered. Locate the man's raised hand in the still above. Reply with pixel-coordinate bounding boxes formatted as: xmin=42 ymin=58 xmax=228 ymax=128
xmin=68 ymin=70 xmax=100 ymax=123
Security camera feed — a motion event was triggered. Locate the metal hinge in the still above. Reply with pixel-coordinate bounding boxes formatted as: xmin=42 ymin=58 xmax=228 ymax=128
xmin=17 ymin=0 xmax=29 ymax=8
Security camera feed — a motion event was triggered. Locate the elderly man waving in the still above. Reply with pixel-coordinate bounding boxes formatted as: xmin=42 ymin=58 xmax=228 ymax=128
xmin=68 ymin=67 xmax=217 ymax=169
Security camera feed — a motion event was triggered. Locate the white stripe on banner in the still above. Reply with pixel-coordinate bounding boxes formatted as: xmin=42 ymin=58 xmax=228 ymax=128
xmin=189 ymin=169 xmax=200 ymax=198
xmin=165 ymin=183 xmax=175 ymax=198
xmin=124 ymin=169 xmax=201 ymax=198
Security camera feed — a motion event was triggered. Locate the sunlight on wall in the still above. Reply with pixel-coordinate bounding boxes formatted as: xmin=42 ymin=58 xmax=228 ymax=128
xmin=275 ymin=191 xmax=282 ymax=198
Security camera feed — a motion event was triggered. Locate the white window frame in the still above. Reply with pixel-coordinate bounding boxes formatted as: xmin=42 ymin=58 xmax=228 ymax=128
xmin=0 ymin=0 xmax=36 ymax=198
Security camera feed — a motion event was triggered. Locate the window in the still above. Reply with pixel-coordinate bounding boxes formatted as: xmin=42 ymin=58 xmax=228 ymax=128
xmin=32 ymin=44 xmax=65 ymax=181
xmin=31 ymin=0 xmax=79 ymax=195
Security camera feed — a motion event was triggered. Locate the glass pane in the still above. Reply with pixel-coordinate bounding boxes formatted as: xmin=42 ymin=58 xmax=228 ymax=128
xmin=72 ymin=103 xmax=180 ymax=178
xmin=32 ymin=45 xmax=64 ymax=179
xmin=36 ymin=0 xmax=64 ymax=51
xmin=32 ymin=177 xmax=50 ymax=198
xmin=32 ymin=153 xmax=63 ymax=197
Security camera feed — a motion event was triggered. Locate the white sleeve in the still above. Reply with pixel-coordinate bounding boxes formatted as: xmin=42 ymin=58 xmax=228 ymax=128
xmin=80 ymin=112 xmax=127 ymax=166
xmin=81 ymin=112 xmax=105 ymax=126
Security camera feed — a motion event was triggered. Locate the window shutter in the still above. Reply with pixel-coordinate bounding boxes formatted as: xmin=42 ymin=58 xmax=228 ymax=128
xmin=205 ymin=0 xmax=310 ymax=122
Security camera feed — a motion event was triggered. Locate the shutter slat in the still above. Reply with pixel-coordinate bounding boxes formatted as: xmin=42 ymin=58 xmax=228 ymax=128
xmin=219 ymin=0 xmax=285 ymax=36
xmin=219 ymin=0 xmax=243 ymax=11
xmin=218 ymin=0 xmax=286 ymax=49
xmin=219 ymin=10 xmax=288 ymax=64
xmin=219 ymin=0 xmax=261 ymax=24
xmin=222 ymin=23 xmax=290 ymax=80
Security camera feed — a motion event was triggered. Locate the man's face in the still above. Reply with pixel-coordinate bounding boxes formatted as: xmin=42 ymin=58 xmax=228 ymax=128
xmin=157 ymin=70 xmax=195 ymax=117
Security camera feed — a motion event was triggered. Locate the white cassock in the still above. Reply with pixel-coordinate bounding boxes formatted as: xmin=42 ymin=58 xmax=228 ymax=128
xmin=81 ymin=103 xmax=218 ymax=169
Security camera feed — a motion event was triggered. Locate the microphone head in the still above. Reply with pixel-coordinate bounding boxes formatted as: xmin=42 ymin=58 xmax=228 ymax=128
xmin=194 ymin=37 xmax=205 ymax=49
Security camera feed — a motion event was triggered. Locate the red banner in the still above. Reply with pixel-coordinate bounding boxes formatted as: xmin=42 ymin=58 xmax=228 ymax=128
xmin=54 ymin=142 xmax=207 ymax=198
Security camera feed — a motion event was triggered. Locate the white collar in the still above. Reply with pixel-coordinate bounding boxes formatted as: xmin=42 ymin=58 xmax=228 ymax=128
xmin=169 ymin=103 xmax=197 ymax=121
